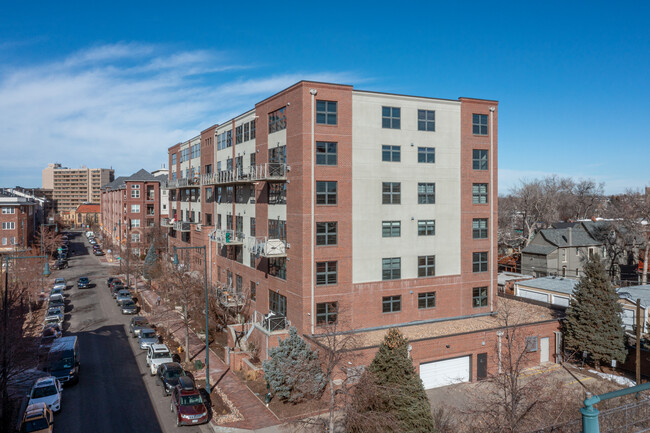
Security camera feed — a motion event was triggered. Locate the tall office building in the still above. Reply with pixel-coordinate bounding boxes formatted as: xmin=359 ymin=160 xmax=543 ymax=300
xmin=42 ymin=163 xmax=114 ymax=213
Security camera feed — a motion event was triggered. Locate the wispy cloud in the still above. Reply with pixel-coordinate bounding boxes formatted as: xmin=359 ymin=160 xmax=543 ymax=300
xmin=0 ymin=43 xmax=362 ymax=185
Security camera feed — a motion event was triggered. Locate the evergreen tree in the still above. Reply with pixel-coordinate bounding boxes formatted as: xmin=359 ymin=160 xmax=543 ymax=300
xmin=564 ymin=254 xmax=626 ymax=368
xmin=142 ymin=243 xmax=158 ymax=280
xmin=364 ymin=328 xmax=435 ymax=433
xmin=262 ymin=327 xmax=326 ymax=403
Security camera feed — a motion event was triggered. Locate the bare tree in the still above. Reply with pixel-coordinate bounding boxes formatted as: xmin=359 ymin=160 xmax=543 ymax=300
xmin=609 ymin=190 xmax=650 ymax=284
xmin=34 ymin=227 xmax=62 ymax=259
xmin=342 ymin=372 xmax=401 ymax=433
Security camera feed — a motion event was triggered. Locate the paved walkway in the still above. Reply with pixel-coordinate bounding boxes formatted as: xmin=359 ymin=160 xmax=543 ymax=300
xmin=132 ymin=277 xmax=281 ymax=431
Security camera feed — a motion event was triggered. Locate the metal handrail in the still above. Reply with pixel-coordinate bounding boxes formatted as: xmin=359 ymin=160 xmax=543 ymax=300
xmin=201 ymin=163 xmax=287 ymax=186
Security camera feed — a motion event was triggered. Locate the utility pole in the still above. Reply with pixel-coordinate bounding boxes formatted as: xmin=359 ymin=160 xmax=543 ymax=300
xmin=637 ymin=298 xmax=641 ymax=384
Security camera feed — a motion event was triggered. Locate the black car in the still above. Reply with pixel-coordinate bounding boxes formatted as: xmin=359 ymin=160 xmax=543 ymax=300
xmin=55 ymin=260 xmax=68 ymax=270
xmin=156 ymin=363 xmax=193 ymax=396
xmin=121 ymin=300 xmax=138 ymax=315
xmin=78 ymin=277 xmax=90 ymax=289
xmin=129 ymin=316 xmax=150 ymax=337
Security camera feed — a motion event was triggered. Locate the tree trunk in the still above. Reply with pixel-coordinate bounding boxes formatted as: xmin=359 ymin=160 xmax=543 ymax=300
xmin=328 ymin=378 xmax=335 ymax=433
xmin=184 ymin=305 xmax=190 ymax=363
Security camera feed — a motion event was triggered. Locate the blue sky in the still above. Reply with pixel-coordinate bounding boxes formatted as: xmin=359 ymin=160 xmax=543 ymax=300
xmin=1 ymin=1 xmax=648 ymax=194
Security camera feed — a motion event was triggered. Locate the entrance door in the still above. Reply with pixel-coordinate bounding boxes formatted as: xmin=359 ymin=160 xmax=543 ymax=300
xmin=540 ymin=337 xmax=550 ymax=363
xmin=477 ymin=353 xmax=488 ymax=380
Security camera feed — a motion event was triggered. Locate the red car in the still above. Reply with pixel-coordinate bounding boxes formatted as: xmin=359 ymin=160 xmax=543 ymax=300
xmin=169 ymin=377 xmax=209 ymax=426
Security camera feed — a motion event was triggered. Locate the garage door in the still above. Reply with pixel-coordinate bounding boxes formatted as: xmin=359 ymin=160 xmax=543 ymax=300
xmin=419 ymin=356 xmax=470 ymax=389
xmin=552 ymin=295 xmax=570 ymax=307
xmin=518 ymin=289 xmax=549 ymax=303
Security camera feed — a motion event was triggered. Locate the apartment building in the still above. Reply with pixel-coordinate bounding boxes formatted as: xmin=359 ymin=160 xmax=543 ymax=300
xmin=43 ymin=163 xmax=114 ymax=213
xmin=0 ymin=190 xmax=38 ymax=254
xmin=165 ymin=81 xmax=560 ymax=388
xmin=100 ymin=169 xmax=164 ymax=257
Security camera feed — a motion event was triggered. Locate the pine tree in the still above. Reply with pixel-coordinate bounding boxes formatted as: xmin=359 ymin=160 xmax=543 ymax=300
xmin=564 ymin=254 xmax=626 ymax=368
xmin=364 ymin=328 xmax=435 ymax=433
xmin=142 ymin=243 xmax=158 ymax=280
xmin=262 ymin=327 xmax=326 ymax=403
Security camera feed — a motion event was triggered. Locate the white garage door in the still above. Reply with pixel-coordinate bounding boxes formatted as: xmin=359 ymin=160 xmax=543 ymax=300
xmin=518 ymin=289 xmax=549 ymax=303
xmin=552 ymin=295 xmax=570 ymax=307
xmin=621 ymin=309 xmax=635 ymax=331
xmin=419 ymin=356 xmax=470 ymax=389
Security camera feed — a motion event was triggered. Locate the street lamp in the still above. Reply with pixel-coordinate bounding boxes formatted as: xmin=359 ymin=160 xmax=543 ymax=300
xmin=172 ymin=245 xmax=210 ymax=393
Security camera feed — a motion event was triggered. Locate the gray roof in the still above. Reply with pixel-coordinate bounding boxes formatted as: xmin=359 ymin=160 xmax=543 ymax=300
xmin=102 ymin=176 xmax=127 ymax=191
xmin=498 ymin=272 xmax=534 ymax=286
xmin=616 ymin=285 xmax=650 ymax=308
xmin=516 ymin=276 xmax=579 ymax=296
xmin=539 ymin=227 xmax=600 ymax=248
xmin=551 ymin=222 xmax=580 ymax=229
xmin=521 ymin=244 xmax=556 ymax=255
xmin=125 ymin=169 xmax=159 ymax=182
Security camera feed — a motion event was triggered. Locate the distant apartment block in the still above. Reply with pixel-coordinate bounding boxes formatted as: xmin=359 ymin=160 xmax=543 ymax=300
xmin=0 ymin=189 xmax=38 ymax=253
xmin=42 ymin=163 xmax=114 ymax=213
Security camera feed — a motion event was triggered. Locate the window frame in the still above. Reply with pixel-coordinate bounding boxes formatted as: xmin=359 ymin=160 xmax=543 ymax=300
xmin=417 ymin=147 xmax=435 ymax=163
xmin=418 ymin=183 xmax=436 ymax=204
xmin=472 ymin=287 xmax=488 ymax=307
xmin=418 ymin=255 xmax=435 ymax=277
xmin=473 ymin=113 xmax=488 ymax=135
xmin=417 ymin=109 xmax=435 ymax=131
xmin=382 ymin=182 xmax=401 ymax=204
xmin=472 ymin=218 xmax=488 ymax=239
xmin=382 ymin=257 xmax=401 ymax=280
xmin=382 ymin=106 xmax=401 ymax=129
xmin=418 ymin=220 xmax=435 ymax=236
xmin=418 ymin=292 xmax=436 ymax=309
xmin=472 ymin=183 xmax=489 ymax=204
xmin=473 ymin=252 xmax=489 ymax=273
xmin=316 ymin=181 xmax=337 ymax=205
xmin=382 ymin=295 xmax=401 ymax=313
xmin=316 ymin=261 xmax=337 ymax=286
xmin=381 ymin=145 xmax=401 ymax=162
xmin=316 ymin=141 xmax=337 ymax=166
xmin=382 ymin=221 xmax=401 ymax=238
xmin=316 ymin=100 xmax=338 ymax=125
xmin=473 ymin=149 xmax=489 ymax=170
xmin=316 ymin=302 xmax=338 ymax=325
xmin=316 ymin=222 xmax=337 ymax=246
xmin=269 ymin=290 xmax=287 ymax=316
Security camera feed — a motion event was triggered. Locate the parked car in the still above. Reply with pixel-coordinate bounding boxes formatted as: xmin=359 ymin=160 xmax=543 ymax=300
xmin=77 ymin=277 xmax=90 ymax=289
xmin=93 ymin=249 xmax=105 ymax=256
xmin=85 ymin=231 xmax=94 ymax=238
xmin=46 ymin=307 xmax=64 ymax=323
xmin=170 ymin=377 xmax=208 ymax=426
xmin=48 ymin=294 xmax=64 ymax=309
xmin=39 ymin=324 xmax=62 ymax=350
xmin=111 ymin=285 xmax=127 ymax=298
xmin=49 ymin=288 xmax=63 ymax=298
xmin=89 ymin=239 xmax=97 ymax=246
xmin=43 ymin=314 xmax=63 ymax=327
xmin=107 ymin=277 xmax=118 ymax=287
xmin=27 ymin=376 xmax=62 ymax=413
xmin=146 ymin=344 xmax=173 ymax=375
xmin=138 ymin=328 xmax=159 ymax=349
xmin=121 ymin=300 xmax=138 ymax=315
xmin=20 ymin=402 xmax=54 ymax=433
xmin=53 ymin=278 xmax=66 ymax=291
xmin=156 ymin=362 xmax=191 ymax=396
xmin=129 ymin=316 xmax=149 ymax=337
xmin=116 ymin=291 xmax=132 ymax=305
xmin=54 ymin=259 xmax=68 ymax=270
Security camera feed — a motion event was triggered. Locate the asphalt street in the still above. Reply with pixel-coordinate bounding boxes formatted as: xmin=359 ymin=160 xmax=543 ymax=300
xmin=51 ymin=230 xmax=206 ymax=433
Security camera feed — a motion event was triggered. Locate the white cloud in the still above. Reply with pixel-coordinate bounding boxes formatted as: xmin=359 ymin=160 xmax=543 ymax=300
xmin=0 ymin=43 xmax=362 ymax=186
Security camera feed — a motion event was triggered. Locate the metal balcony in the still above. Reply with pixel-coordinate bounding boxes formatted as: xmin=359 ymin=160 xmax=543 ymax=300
xmin=249 ymin=237 xmax=287 ymax=258
xmin=216 ymin=285 xmax=245 ymax=308
xmin=201 ymin=163 xmax=287 ymax=186
xmin=161 ymin=217 xmax=173 ymax=227
xmin=252 ymin=310 xmax=289 ymax=334
xmin=173 ymin=221 xmax=191 ymax=232
xmin=213 ymin=229 xmax=244 ymax=245
xmin=165 ymin=178 xmax=201 ymax=189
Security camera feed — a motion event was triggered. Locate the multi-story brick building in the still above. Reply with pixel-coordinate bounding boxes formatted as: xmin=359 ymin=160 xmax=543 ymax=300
xmin=100 ymin=169 xmax=164 ymax=257
xmin=0 ymin=189 xmax=38 ymax=254
xmin=164 ymin=81 xmax=560 ymax=388
xmin=43 ymin=163 xmax=114 ymax=213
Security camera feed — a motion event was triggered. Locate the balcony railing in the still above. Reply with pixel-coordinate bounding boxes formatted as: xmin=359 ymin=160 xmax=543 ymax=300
xmin=161 ymin=217 xmax=173 ymax=227
xmin=249 ymin=236 xmax=287 ymax=257
xmin=252 ymin=310 xmax=289 ymax=333
xmin=213 ymin=229 xmax=244 ymax=245
xmin=216 ymin=284 xmax=245 ymax=308
xmin=165 ymin=178 xmax=201 ymax=189
xmin=173 ymin=221 xmax=191 ymax=232
xmin=201 ymin=163 xmax=287 ymax=186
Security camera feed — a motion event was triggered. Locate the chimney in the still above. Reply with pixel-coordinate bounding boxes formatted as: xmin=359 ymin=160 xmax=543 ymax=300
xmin=568 ymin=227 xmax=573 ymax=246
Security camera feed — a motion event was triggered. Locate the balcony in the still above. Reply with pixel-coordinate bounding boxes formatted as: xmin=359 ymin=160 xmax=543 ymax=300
xmin=249 ymin=236 xmax=287 ymax=258
xmin=252 ymin=310 xmax=289 ymax=334
xmin=216 ymin=284 xmax=245 ymax=308
xmin=165 ymin=178 xmax=201 ymax=189
xmin=201 ymin=163 xmax=287 ymax=186
xmin=173 ymin=221 xmax=191 ymax=232
xmin=212 ymin=229 xmax=244 ymax=245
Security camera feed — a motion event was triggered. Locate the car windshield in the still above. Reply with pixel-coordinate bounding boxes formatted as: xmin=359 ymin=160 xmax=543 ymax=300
xmin=55 ymin=279 xmax=64 ymax=284
xmin=45 ymin=318 xmax=59 ymax=325
xmin=49 ymin=355 xmax=73 ymax=370
xmin=48 ymin=308 xmax=61 ymax=315
xmin=32 ymin=385 xmax=57 ymax=398
xmin=141 ymin=331 xmax=155 ymax=339
xmin=123 ymin=301 xmax=135 ymax=307
xmin=153 ymin=351 xmax=171 ymax=359
xmin=180 ymin=395 xmax=203 ymax=406
xmin=22 ymin=417 xmax=49 ymax=432
xmin=79 ymin=278 xmax=88 ymax=283
xmin=165 ymin=369 xmax=183 ymax=379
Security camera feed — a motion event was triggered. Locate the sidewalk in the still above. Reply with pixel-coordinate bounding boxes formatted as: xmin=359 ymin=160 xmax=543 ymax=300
xmin=133 ymin=278 xmax=281 ymax=432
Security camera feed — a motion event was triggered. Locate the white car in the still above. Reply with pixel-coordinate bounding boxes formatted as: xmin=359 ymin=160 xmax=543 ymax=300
xmin=50 ymin=288 xmax=64 ymax=298
xmin=53 ymin=278 xmax=66 ymax=291
xmin=46 ymin=307 xmax=64 ymax=323
xmin=146 ymin=344 xmax=173 ymax=375
xmin=44 ymin=314 xmax=63 ymax=327
xmin=27 ymin=376 xmax=62 ymax=413
xmin=85 ymin=231 xmax=94 ymax=238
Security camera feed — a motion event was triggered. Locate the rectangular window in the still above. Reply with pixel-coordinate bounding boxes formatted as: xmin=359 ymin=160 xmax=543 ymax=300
xmin=316 ymin=302 xmax=338 ymax=325
xmin=131 ymin=233 xmax=140 ymax=243
xmin=418 ymin=183 xmax=435 ymax=204
xmin=382 ymin=145 xmax=401 ymax=162
xmin=382 ymin=106 xmax=401 ymax=129
xmin=382 ymin=182 xmax=401 ymax=204
xmin=316 ymin=100 xmax=337 ymax=125
xmin=243 ymin=123 xmax=250 ymax=141
xmin=250 ymin=217 xmax=256 ymax=237
xmin=473 ymin=218 xmax=488 ymax=239
xmin=269 ymin=290 xmax=287 ymax=316
xmin=382 ymin=221 xmax=401 ymax=237
xmin=525 ymin=336 xmax=539 ymax=352
xmin=268 ymin=183 xmax=287 ymax=205
xmin=250 ymin=281 xmax=256 ymax=301
xmin=1 ymin=207 xmax=15 ymax=214
xmin=268 ymin=219 xmax=287 ymax=241
xmin=268 ymin=257 xmax=287 ymax=280
xmin=473 ymin=252 xmax=488 ymax=273
xmin=268 ymin=106 xmax=287 ymax=133
xmin=2 ymin=222 xmax=15 ymax=230
xmin=316 ymin=181 xmax=337 ymax=205
xmin=418 ymin=292 xmax=436 ymax=309
xmin=417 ymin=109 xmax=435 ymax=131
xmin=473 ymin=114 xmax=488 ymax=135
xmin=472 ymin=183 xmax=488 ymax=204
xmin=316 ymin=261 xmax=337 ymax=285
xmin=316 ymin=222 xmax=337 ymax=246
xmin=473 ymin=149 xmax=488 ymax=170
xmin=418 ymin=255 xmax=435 ymax=277
xmin=236 ymin=125 xmax=243 ymax=144
xmin=131 ymin=219 xmax=140 ymax=228
xmin=131 ymin=187 xmax=140 ymax=198
xmin=250 ymin=253 xmax=256 ymax=268
xmin=316 ymin=142 xmax=337 ymax=166
xmin=171 ymin=154 xmax=177 ymax=165
xmin=418 ymin=220 xmax=435 ymax=236
xmin=382 ymin=258 xmax=401 ymax=280
xmin=382 ymin=295 xmax=401 ymax=313
xmin=268 ymin=146 xmax=287 ymax=164
xmin=473 ymin=287 xmax=488 ymax=307
xmin=131 ymin=204 xmax=140 ymax=213
xmin=251 ymin=119 xmax=256 ymax=139
xmin=417 ymin=147 xmax=435 ymax=163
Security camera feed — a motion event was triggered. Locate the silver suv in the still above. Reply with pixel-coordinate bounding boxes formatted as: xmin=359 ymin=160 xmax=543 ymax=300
xmin=146 ymin=344 xmax=173 ymax=375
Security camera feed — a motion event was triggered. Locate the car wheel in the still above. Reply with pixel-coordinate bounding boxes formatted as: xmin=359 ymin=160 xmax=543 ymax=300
xmin=170 ymin=400 xmax=174 ymax=412
xmin=176 ymin=416 xmax=181 ymax=427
